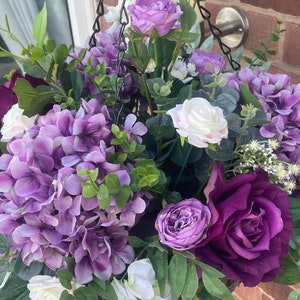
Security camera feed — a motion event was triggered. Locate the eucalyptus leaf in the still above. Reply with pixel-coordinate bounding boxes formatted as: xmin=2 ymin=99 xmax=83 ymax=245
xmin=57 ymin=269 xmax=73 ymax=290
xmin=0 ymin=261 xmax=9 ymax=285
xmin=60 ymin=290 xmax=75 ymax=300
xmin=88 ymin=278 xmax=118 ymax=300
xmin=0 ymin=271 xmax=28 ymax=300
xmin=73 ymin=286 xmax=98 ymax=300
xmin=14 ymin=256 xmax=43 ymax=281
xmin=0 ymin=234 xmax=8 ymax=254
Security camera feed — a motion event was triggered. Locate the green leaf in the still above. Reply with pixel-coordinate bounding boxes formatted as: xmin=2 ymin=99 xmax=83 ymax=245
xmin=15 ymin=290 xmax=30 ymax=300
xmin=0 ymin=234 xmax=8 ymax=254
xmin=46 ymin=38 xmax=56 ymax=52
xmin=0 ymin=261 xmax=9 ymax=285
xmin=239 ymin=82 xmax=262 ymax=109
xmin=14 ymin=255 xmax=43 ymax=281
xmin=168 ymin=254 xmax=187 ymax=300
xmin=53 ymin=44 xmax=69 ymax=65
xmin=57 ymin=269 xmax=73 ymax=290
xmin=0 ymin=271 xmax=28 ymax=300
xmin=104 ymin=173 xmax=120 ymax=195
xmin=288 ymin=290 xmax=300 ymax=300
xmin=88 ymin=277 xmax=118 ymax=300
xmin=116 ymin=185 xmax=131 ymax=208
xmin=128 ymin=235 xmax=148 ymax=248
xmin=179 ymin=0 xmax=197 ymax=32
xmin=150 ymin=250 xmax=168 ymax=297
xmin=33 ymin=3 xmax=47 ymax=44
xmin=97 ymin=185 xmax=112 ymax=209
xmin=60 ymin=290 xmax=75 ymax=300
xmin=199 ymin=262 xmax=234 ymax=300
xmin=73 ymin=286 xmax=98 ymax=300
xmin=181 ymin=262 xmax=199 ymax=300
xmin=31 ymin=46 xmax=44 ymax=61
xmin=14 ymin=79 xmax=55 ymax=117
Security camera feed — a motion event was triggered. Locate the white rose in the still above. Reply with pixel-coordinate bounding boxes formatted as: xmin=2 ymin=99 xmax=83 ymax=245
xmin=1 ymin=104 xmax=37 ymax=142
xmin=27 ymin=275 xmax=66 ymax=300
xmin=167 ymin=97 xmax=228 ymax=148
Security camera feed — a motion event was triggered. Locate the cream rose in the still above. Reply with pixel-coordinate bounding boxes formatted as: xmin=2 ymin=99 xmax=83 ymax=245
xmin=167 ymin=97 xmax=228 ymax=148
xmin=27 ymin=275 xmax=66 ymax=300
xmin=1 ymin=104 xmax=37 ymax=142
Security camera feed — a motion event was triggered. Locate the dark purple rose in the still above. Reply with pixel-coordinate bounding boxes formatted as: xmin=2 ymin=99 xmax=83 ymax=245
xmin=155 ymin=198 xmax=211 ymax=250
xmin=127 ymin=0 xmax=182 ymax=37
xmin=195 ymin=162 xmax=292 ymax=287
xmin=189 ymin=49 xmax=226 ymax=75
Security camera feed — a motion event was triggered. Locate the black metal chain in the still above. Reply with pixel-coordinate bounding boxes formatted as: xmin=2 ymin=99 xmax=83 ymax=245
xmin=115 ymin=0 xmax=129 ymax=116
xmin=88 ymin=0 xmax=105 ymax=49
xmin=197 ymin=3 xmax=241 ymax=71
xmin=88 ymin=0 xmax=240 ymax=81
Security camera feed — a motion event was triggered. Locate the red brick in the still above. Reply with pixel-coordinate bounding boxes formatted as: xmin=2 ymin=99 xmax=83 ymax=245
xmin=258 ymin=282 xmax=293 ymax=300
xmin=232 ymin=284 xmax=262 ymax=300
xmin=241 ymin=0 xmax=300 ymax=17
xmin=269 ymin=64 xmax=300 ymax=85
xmin=282 ymin=22 xmax=300 ymax=68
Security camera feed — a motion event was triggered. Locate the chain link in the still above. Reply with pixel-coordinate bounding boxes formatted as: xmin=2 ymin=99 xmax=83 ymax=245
xmin=88 ymin=0 xmax=105 ymax=49
xmin=197 ymin=3 xmax=241 ymax=71
xmin=114 ymin=0 xmax=130 ymax=122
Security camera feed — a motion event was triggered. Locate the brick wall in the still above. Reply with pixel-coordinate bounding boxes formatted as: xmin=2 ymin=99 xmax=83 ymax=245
xmin=205 ymin=0 xmax=300 ymax=84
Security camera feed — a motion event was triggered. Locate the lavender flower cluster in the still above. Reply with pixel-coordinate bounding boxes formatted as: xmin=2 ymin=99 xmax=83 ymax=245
xmin=227 ymin=67 xmax=300 ymax=193
xmin=71 ymin=31 xmax=137 ymax=99
xmin=0 ymin=99 xmax=149 ymax=284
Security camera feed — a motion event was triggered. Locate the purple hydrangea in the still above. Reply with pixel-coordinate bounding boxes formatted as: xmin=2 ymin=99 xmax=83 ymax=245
xmin=226 ymin=67 xmax=300 ymax=193
xmin=0 ymin=99 xmax=149 ymax=284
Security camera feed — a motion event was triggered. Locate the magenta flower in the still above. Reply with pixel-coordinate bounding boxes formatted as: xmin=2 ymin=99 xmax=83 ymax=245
xmin=127 ymin=0 xmax=182 ymax=37
xmin=189 ymin=49 xmax=226 ymax=75
xmin=195 ymin=162 xmax=292 ymax=287
xmin=155 ymin=198 xmax=211 ymax=250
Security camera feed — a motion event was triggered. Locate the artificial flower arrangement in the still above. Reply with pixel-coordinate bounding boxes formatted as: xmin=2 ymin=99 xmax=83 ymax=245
xmin=0 ymin=0 xmax=300 ymax=299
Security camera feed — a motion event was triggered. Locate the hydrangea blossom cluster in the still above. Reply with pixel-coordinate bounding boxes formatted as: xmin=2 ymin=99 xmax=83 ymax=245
xmin=0 ymin=99 xmax=150 ymax=284
xmin=227 ymin=67 xmax=300 ymax=194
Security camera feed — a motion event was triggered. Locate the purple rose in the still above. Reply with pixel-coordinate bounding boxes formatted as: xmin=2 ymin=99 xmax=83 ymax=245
xmin=189 ymin=49 xmax=225 ymax=75
xmin=155 ymin=198 xmax=211 ymax=250
xmin=127 ymin=0 xmax=182 ymax=37
xmin=195 ymin=162 xmax=292 ymax=287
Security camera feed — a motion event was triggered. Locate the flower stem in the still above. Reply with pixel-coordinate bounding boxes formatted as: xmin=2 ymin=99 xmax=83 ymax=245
xmin=173 ymin=143 xmax=193 ymax=190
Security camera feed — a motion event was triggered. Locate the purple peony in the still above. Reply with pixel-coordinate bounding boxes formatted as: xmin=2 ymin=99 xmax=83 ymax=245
xmin=155 ymin=198 xmax=211 ymax=250
xmin=127 ymin=0 xmax=182 ymax=37
xmin=0 ymin=99 xmax=150 ymax=284
xmin=195 ymin=162 xmax=292 ymax=287
xmin=189 ymin=49 xmax=226 ymax=75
